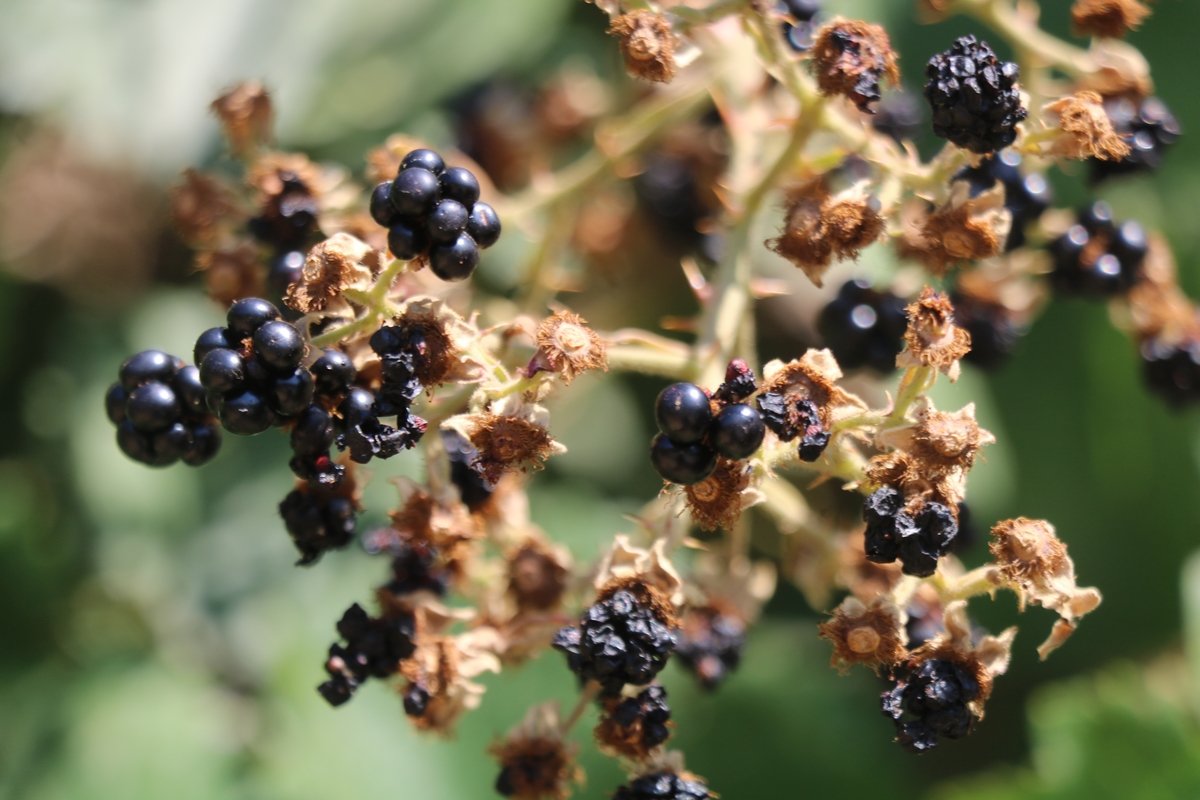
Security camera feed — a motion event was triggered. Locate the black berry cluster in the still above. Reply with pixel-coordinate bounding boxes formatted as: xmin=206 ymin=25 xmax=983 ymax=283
xmin=1140 ymin=336 xmax=1200 ymax=407
xmin=924 ymin=35 xmax=1027 ymax=154
xmin=863 ymin=487 xmax=959 ymax=578
xmin=1091 ymin=95 xmax=1180 ymax=184
xmin=881 ymin=658 xmax=981 ymax=752
xmin=287 ymin=348 xmax=357 ymax=485
xmin=442 ymin=429 xmax=495 ymax=511
xmin=369 ymin=148 xmax=501 ymax=281
xmin=605 ymin=684 xmax=672 ymax=751
xmin=613 ymin=771 xmax=712 ymax=800
xmin=675 ymin=607 xmax=745 ymax=691
xmin=383 ymin=535 xmax=450 ymax=598
xmin=650 ymin=364 xmax=765 ymax=485
xmin=955 ymin=150 xmax=1052 ymax=250
xmin=779 ymin=0 xmax=820 ymax=53
xmin=817 ymin=279 xmax=908 ymax=373
xmin=552 ymin=586 xmax=678 ymax=696
xmin=950 ymin=290 xmax=1025 ymax=370
xmin=247 ymin=171 xmax=321 ymax=297
xmin=757 ymin=393 xmax=831 ymax=463
xmin=279 ymin=483 xmax=357 ymax=565
xmin=317 ymin=603 xmax=416 ymax=707
xmin=1049 ymin=202 xmax=1147 ymax=296
xmin=105 ymin=350 xmax=221 ymax=467
xmin=195 ymin=298 xmax=311 ymax=435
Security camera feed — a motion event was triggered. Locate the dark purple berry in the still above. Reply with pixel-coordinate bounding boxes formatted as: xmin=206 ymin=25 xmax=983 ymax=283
xmin=438 ymin=166 xmax=480 ymax=206
xmin=710 ymin=403 xmax=764 ymax=459
xmin=427 ymin=198 xmax=469 ymax=243
xmin=400 ymin=148 xmax=445 ymax=175
xmin=267 ymin=250 xmax=306 ymax=296
xmin=654 ymin=382 xmax=712 ymax=444
xmin=226 ymin=297 xmax=280 ymax=337
xmin=466 ymin=201 xmax=501 ymax=248
xmin=924 ymin=35 xmax=1026 ymax=154
xmin=193 ymin=327 xmax=235 ymax=365
xmin=252 ymin=319 xmax=305 ymax=373
xmin=387 ymin=220 xmax=428 ymax=261
xmin=126 ymin=381 xmax=179 ymax=433
xmin=389 ymin=167 xmax=439 ymax=216
xmin=118 ymin=349 xmax=176 ymax=392
xmin=369 ymin=181 xmax=398 ymax=227
xmin=219 ymin=390 xmax=275 ymax=435
xmin=428 ymin=232 xmax=479 ymax=281
xmin=650 ymin=434 xmax=717 ymax=485
xmin=311 ymin=348 xmax=356 ymax=399
xmin=199 ymin=348 xmax=246 ymax=394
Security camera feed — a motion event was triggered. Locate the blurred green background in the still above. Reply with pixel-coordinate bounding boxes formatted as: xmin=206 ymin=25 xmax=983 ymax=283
xmin=3 ymin=1 xmax=1200 ymax=798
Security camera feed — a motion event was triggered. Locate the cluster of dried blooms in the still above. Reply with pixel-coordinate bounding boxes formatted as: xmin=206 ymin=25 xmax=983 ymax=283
xmin=113 ymin=0 xmax=1200 ymax=795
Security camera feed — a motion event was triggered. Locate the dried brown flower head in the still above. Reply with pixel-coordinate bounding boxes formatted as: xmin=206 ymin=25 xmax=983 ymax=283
xmin=899 ymin=182 xmax=1011 ymax=275
xmin=988 ymin=518 xmax=1103 ymax=659
xmin=684 ymin=458 xmax=754 ymax=532
xmin=768 ymin=177 xmax=884 ymax=286
xmin=171 ymin=169 xmax=239 ymax=247
xmin=245 ymin=152 xmax=324 ymax=201
xmin=448 ymin=398 xmax=566 ymax=484
xmin=490 ymin=704 xmax=582 ymax=800
xmin=394 ymin=297 xmax=488 ymax=386
xmin=531 ymin=309 xmax=609 ymax=384
xmin=594 ymin=536 xmax=684 ymax=608
xmin=609 ymin=11 xmax=677 ymax=84
xmin=810 ymin=19 xmax=900 ymax=113
xmin=285 ymin=233 xmax=381 ymax=314
xmin=389 ymin=479 xmax=483 ymax=578
xmin=1071 ymin=0 xmax=1152 ymax=38
xmin=196 ymin=243 xmax=264 ymax=307
xmin=760 ymin=348 xmax=869 ymax=429
xmin=897 ymin=287 xmax=973 ymax=381
xmin=1043 ymin=90 xmax=1132 ymax=161
xmin=819 ymin=595 xmax=906 ymax=674
xmin=507 ymin=538 xmax=571 ymax=612
xmin=211 ymin=81 xmax=273 ymax=156
xmin=401 ymin=628 xmax=502 ymax=735
xmin=877 ymin=399 xmax=996 ymax=483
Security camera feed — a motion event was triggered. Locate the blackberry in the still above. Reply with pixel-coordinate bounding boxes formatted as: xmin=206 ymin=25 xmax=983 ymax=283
xmin=863 ymin=486 xmax=906 ymax=564
xmin=247 ymin=171 xmax=320 ymax=251
xmin=552 ymin=585 xmax=677 ymax=696
xmin=924 ymin=36 xmax=1027 ymax=154
xmin=779 ymin=0 xmax=820 ymax=54
xmin=267 ymin=250 xmax=306 ymax=297
xmin=954 ymin=150 xmax=1052 ymax=250
xmin=602 ymin=684 xmax=672 ymax=752
xmin=634 ymin=150 xmax=710 ymax=248
xmin=1141 ymin=336 xmax=1200 ymax=407
xmin=759 ymin=395 xmax=833 ymax=462
xmin=370 ymin=150 xmax=500 ymax=280
xmin=817 ymin=279 xmax=908 ymax=373
xmin=710 ymin=403 xmax=765 ymax=460
xmin=675 ymin=607 xmax=745 ymax=690
xmin=1049 ymin=202 xmax=1146 ymax=296
xmin=288 ymin=404 xmax=343 ymax=486
xmin=713 ymin=358 xmax=757 ymax=403
xmin=441 ymin=430 xmax=495 ymax=510
xmin=279 ymin=485 xmax=357 ymax=565
xmin=650 ymin=434 xmax=717 ymax=485
xmin=382 ymin=536 xmax=450 ymax=597
xmin=863 ymin=488 xmax=958 ymax=577
xmin=950 ymin=290 xmax=1024 ymax=369
xmin=317 ymin=603 xmax=416 ymax=707
xmin=107 ymin=351 xmax=221 ymax=467
xmin=612 ymin=771 xmax=712 ymax=800
xmin=654 ymin=382 xmax=713 ymax=444
xmin=1091 ymin=95 xmax=1180 ymax=183
xmin=310 ymin=347 xmax=356 ymax=401
xmin=881 ymin=658 xmax=981 ymax=752
xmin=402 ymin=682 xmax=431 ymax=717
xmin=873 ymin=88 xmax=924 ymax=143
xmin=338 ymin=387 xmax=426 ymax=464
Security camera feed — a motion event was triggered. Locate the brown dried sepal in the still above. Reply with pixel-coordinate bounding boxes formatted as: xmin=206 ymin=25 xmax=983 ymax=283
xmin=609 ymin=11 xmax=677 ymax=84
xmin=898 ymin=287 xmax=972 ymax=381
xmin=685 ymin=458 xmax=752 ymax=532
xmin=245 ymin=152 xmax=324 ymax=202
xmin=768 ymin=178 xmax=884 ymax=287
xmin=211 ymin=81 xmax=273 ymax=156
xmin=1043 ymin=90 xmax=1131 ymax=161
xmin=469 ymin=414 xmax=560 ymax=483
xmin=1071 ymin=0 xmax=1151 ymax=38
xmin=760 ymin=348 xmax=869 ymax=428
xmin=866 ymin=450 xmax=966 ymax=508
xmin=171 ymin=169 xmax=240 ymax=247
xmin=196 ymin=243 xmax=264 ymax=307
xmin=506 ymin=538 xmax=570 ymax=612
xmin=388 ymin=481 xmax=483 ymax=578
xmin=531 ymin=309 xmax=608 ymax=384
xmin=810 ymin=18 xmax=900 ymax=113
xmin=877 ymin=400 xmax=995 ymax=484
xmin=491 ymin=734 xmax=581 ymax=800
xmin=835 ymin=532 xmax=903 ymax=603
xmin=819 ymin=595 xmax=906 ymax=674
xmin=597 ymin=577 xmax=680 ymax=630
xmin=900 ymin=182 xmax=1011 ymax=276
xmin=401 ymin=628 xmax=502 ymax=735
xmin=285 ymin=233 xmax=383 ymax=314
xmin=988 ymin=518 xmax=1103 ymax=659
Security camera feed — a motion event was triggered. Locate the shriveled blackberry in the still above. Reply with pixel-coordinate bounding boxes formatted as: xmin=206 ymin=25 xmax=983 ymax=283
xmin=383 ymin=537 xmax=449 ymax=598
xmin=881 ymin=658 xmax=981 ymax=752
xmin=863 ymin=486 xmax=906 ymax=564
xmin=279 ymin=484 xmax=357 ymax=565
xmin=950 ymin=290 xmax=1025 ymax=369
xmin=441 ymin=430 xmax=495 ymax=510
xmin=675 ymin=606 xmax=745 ymax=690
xmin=338 ymin=386 xmax=427 ymax=464
xmin=597 ymin=684 xmax=672 ymax=756
xmin=794 ymin=399 xmax=831 ymax=461
xmin=713 ymin=358 xmax=757 ymax=403
xmin=1049 ymin=202 xmax=1146 ymax=296
xmin=863 ymin=488 xmax=958 ymax=577
xmin=317 ymin=603 xmax=416 ymax=707
xmin=552 ymin=585 xmax=677 ymax=695
xmin=247 ymin=171 xmax=321 ymax=252
xmin=612 ymin=770 xmax=712 ymax=800
xmin=107 ymin=351 xmax=222 ymax=467
xmin=1091 ymin=95 xmax=1180 ymax=183
xmin=955 ymin=150 xmax=1051 ymax=250
xmin=924 ymin=36 xmax=1027 ymax=154
xmin=288 ymin=404 xmax=343 ymax=486
xmin=817 ymin=279 xmax=908 ymax=372
xmin=1141 ymin=336 xmax=1200 ymax=407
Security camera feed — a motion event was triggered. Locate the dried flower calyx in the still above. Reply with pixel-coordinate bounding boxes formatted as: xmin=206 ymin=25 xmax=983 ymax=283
xmin=810 ymin=18 xmax=900 ymax=113
xmin=609 ymin=11 xmax=677 ymax=84
xmin=768 ymin=177 xmax=884 ymax=287
xmin=529 ymin=309 xmax=609 ymax=384
xmin=1071 ymin=0 xmax=1152 ymax=39
xmin=819 ymin=595 xmax=906 ymax=673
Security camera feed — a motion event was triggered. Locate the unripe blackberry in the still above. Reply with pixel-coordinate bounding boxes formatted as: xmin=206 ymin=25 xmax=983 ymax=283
xmin=924 ymin=36 xmax=1027 ymax=154
xmin=552 ymin=584 xmax=678 ymax=695
xmin=817 ymin=279 xmax=908 ymax=373
xmin=881 ymin=658 xmax=981 ymax=752
xmin=1091 ymin=95 xmax=1180 ymax=183
xmin=612 ymin=771 xmax=712 ymax=800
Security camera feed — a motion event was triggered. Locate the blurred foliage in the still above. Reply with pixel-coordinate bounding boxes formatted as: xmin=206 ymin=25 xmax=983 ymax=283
xmin=3 ymin=0 xmax=1200 ymax=798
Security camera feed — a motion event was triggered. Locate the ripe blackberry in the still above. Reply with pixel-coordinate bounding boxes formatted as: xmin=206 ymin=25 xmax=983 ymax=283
xmin=1091 ymin=95 xmax=1180 ymax=183
xmin=442 ymin=430 xmax=495 ymax=510
xmin=279 ymin=484 xmax=357 ymax=565
xmin=267 ymin=250 xmax=306 ymax=297
xmin=1049 ymin=202 xmax=1146 ymax=296
xmin=863 ymin=488 xmax=958 ymax=577
xmin=600 ymin=684 xmax=672 ymax=753
xmin=950 ymin=290 xmax=1024 ymax=369
xmin=107 ymin=351 xmax=222 ymax=467
xmin=371 ymin=150 xmax=501 ymax=281
xmin=713 ymin=358 xmax=757 ymax=403
xmin=247 ymin=171 xmax=320 ymax=251
xmin=612 ymin=771 xmax=712 ymax=800
xmin=310 ymin=348 xmax=356 ymax=401
xmin=197 ymin=299 xmax=310 ymax=436
xmin=402 ymin=682 xmax=432 ymax=717
xmin=317 ymin=603 xmax=416 ymax=707
xmin=288 ymin=405 xmax=344 ymax=487
xmin=710 ymin=403 xmax=765 ymax=460
xmin=654 ymin=382 xmax=712 ymax=444
xmin=650 ymin=434 xmax=717 ymax=485
xmin=1141 ymin=336 xmax=1200 ymax=406
xmin=552 ymin=585 xmax=678 ymax=696
xmin=924 ymin=36 xmax=1027 ymax=154
xmin=817 ymin=279 xmax=908 ymax=373
xmin=955 ymin=150 xmax=1052 ymax=250
xmin=881 ymin=658 xmax=981 ymax=752
xmin=675 ymin=607 xmax=745 ymax=690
